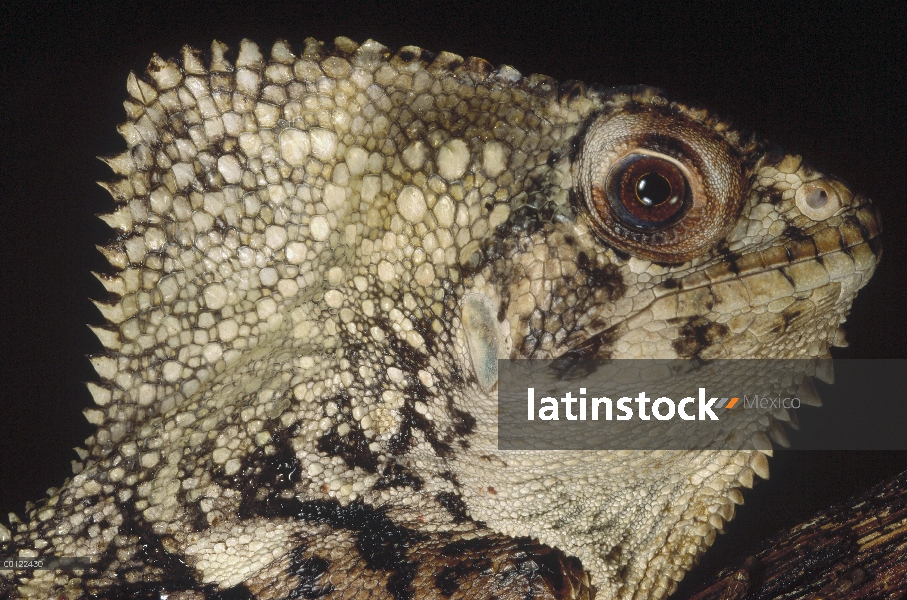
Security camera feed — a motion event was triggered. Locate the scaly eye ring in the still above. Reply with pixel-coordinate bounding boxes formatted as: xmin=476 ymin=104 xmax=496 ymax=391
xmin=575 ymin=108 xmax=746 ymax=263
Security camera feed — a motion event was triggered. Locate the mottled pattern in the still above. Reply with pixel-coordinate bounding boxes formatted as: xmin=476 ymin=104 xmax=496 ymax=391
xmin=0 ymin=36 xmax=880 ymax=599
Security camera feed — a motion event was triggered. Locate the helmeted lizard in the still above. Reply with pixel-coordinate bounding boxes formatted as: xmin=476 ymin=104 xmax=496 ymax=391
xmin=0 ymin=36 xmax=881 ymax=599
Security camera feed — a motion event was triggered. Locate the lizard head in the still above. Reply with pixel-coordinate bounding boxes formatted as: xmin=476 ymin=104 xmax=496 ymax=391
xmin=460 ymin=89 xmax=880 ymax=370
xmin=454 ymin=88 xmax=881 ymax=596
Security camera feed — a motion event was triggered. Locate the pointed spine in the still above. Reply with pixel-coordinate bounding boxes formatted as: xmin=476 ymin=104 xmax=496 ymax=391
xmin=773 ymin=407 xmax=791 ymax=422
xmin=88 ymin=325 xmax=121 ymax=351
xmin=99 ymin=150 xmax=136 ymax=176
xmin=126 ymin=72 xmax=157 ymax=105
xmin=122 ymin=98 xmax=145 ymax=120
xmin=210 ymin=40 xmax=232 ymax=72
xmin=89 ymin=355 xmax=118 ymax=380
xmin=116 ymin=121 xmax=142 ymax=147
xmin=767 ymin=419 xmax=791 ymax=448
xmin=832 ymin=327 xmax=848 ymax=347
xmin=270 ymin=39 xmax=296 ymax=64
xmin=86 ymin=382 xmax=112 ymax=406
xmin=236 ymin=39 xmax=264 ymax=68
xmin=708 ymin=512 xmax=726 ymax=532
xmin=98 ymin=205 xmax=134 ymax=232
xmin=96 ymin=244 xmax=128 ymax=270
xmin=750 ymin=431 xmax=774 ymax=455
xmin=92 ymin=298 xmax=125 ymax=323
xmin=750 ymin=451 xmax=770 ymax=480
xmin=146 ymin=54 xmax=183 ymax=90
xmin=98 ymin=179 xmax=134 ymax=202
xmin=92 ymin=272 xmax=126 ymax=296
xmin=787 ymin=408 xmax=800 ymax=430
xmin=797 ymin=377 xmax=823 ymax=406
xmin=814 ymin=358 xmax=834 ymax=384
xmin=181 ymin=45 xmax=207 ymax=74
xmin=83 ymin=408 xmax=105 ymax=426
xmin=737 ymin=467 xmax=755 ymax=489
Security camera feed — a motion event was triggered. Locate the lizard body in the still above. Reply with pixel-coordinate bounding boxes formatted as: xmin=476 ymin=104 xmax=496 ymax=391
xmin=0 ymin=37 xmax=881 ymax=599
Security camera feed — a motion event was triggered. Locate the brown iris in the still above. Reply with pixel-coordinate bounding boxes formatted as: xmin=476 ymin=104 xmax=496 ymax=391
xmin=607 ymin=155 xmax=689 ymax=230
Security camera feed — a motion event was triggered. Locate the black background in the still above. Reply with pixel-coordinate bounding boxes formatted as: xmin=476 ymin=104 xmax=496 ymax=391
xmin=1 ymin=1 xmax=905 ymax=595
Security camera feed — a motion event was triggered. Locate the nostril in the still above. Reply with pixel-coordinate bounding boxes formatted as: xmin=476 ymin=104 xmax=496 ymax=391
xmin=795 ymin=179 xmax=848 ymax=221
xmin=805 ymin=188 xmax=828 ymax=209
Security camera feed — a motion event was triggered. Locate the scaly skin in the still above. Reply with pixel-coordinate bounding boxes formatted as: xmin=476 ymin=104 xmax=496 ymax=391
xmin=0 ymin=37 xmax=880 ymax=599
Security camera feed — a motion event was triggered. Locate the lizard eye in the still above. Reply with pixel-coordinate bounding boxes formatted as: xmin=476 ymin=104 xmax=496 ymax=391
xmin=607 ymin=154 xmax=690 ymax=230
xmin=575 ymin=108 xmax=746 ymax=263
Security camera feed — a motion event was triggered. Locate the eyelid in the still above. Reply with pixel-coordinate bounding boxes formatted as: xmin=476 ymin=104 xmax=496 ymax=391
xmin=574 ymin=108 xmax=745 ymax=263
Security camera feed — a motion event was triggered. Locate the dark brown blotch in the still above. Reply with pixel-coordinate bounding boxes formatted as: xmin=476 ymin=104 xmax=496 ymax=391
xmin=435 ymin=492 xmax=471 ymax=524
xmin=296 ymin=499 xmax=427 ymax=600
xmin=81 ymin=499 xmax=204 ymax=596
xmin=374 ymin=463 xmax=424 ymax=491
xmin=673 ymin=317 xmax=729 ymax=358
xmin=317 ymin=420 xmax=379 ymax=474
xmin=231 ymin=424 xmax=305 ymax=519
xmin=577 ymin=252 xmax=626 ymax=301
xmin=288 ymin=546 xmax=333 ymax=599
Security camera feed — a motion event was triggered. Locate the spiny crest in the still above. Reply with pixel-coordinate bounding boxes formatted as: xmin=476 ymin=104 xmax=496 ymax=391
xmin=84 ymin=36 xmax=805 ymax=470
xmin=86 ymin=36 xmax=603 ymax=467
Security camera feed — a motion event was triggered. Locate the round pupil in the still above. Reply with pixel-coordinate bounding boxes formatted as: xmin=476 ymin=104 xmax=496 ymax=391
xmin=636 ymin=172 xmax=672 ymax=207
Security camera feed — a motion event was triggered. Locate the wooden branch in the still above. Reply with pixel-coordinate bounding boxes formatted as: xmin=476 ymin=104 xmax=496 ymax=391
xmin=679 ymin=470 xmax=907 ymax=600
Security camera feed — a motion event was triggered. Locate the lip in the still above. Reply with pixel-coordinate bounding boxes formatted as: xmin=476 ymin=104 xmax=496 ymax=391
xmin=553 ymin=194 xmax=881 ymax=362
xmin=661 ymin=195 xmax=881 ymax=297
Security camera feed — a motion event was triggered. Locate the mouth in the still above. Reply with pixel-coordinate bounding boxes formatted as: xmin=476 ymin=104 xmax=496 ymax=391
xmin=554 ymin=195 xmax=881 ymax=362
